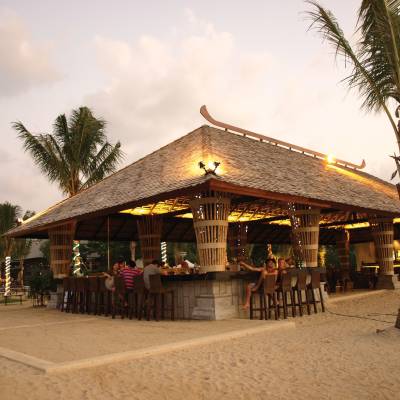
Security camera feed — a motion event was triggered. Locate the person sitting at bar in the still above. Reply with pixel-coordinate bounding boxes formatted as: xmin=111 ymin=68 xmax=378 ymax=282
xmin=112 ymin=257 xmax=125 ymax=276
xmin=239 ymin=259 xmax=277 ymax=309
xmin=285 ymin=257 xmax=296 ymax=268
xmin=143 ymin=259 xmax=161 ymax=290
xmin=277 ymin=258 xmax=287 ymax=273
xmin=119 ymin=260 xmax=142 ymax=305
xmin=121 ymin=260 xmax=142 ymax=290
xmin=180 ymin=257 xmax=191 ymax=274
xmin=102 ymin=257 xmax=125 ymax=291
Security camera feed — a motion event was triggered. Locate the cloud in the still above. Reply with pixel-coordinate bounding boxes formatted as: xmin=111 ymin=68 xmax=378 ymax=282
xmin=87 ymin=12 xmax=276 ymax=162
xmin=0 ymin=8 xmax=60 ymax=96
xmin=87 ymin=10 xmax=396 ymax=183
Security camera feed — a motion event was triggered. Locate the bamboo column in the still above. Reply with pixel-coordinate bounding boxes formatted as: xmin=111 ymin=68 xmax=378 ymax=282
xmin=48 ymin=221 xmax=76 ymax=279
xmin=190 ymin=191 xmax=231 ymax=273
xmin=288 ymin=203 xmax=320 ymax=267
xmin=137 ymin=216 xmax=162 ymax=266
xmin=335 ymin=229 xmax=350 ymax=273
xmin=369 ymin=216 xmax=394 ymax=276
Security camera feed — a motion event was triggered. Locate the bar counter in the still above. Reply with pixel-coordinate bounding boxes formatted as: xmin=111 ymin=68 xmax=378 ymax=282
xmin=160 ymin=268 xmax=326 ymax=320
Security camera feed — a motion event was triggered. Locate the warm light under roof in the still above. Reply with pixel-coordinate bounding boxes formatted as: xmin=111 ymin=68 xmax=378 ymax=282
xmin=326 ymin=154 xmax=335 ymax=164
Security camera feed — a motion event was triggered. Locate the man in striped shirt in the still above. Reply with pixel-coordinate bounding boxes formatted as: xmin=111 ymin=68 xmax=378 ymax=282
xmin=120 ymin=260 xmax=142 ymax=290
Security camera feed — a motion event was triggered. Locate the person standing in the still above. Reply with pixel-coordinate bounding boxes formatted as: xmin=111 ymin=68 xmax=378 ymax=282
xmin=143 ymin=260 xmax=161 ymax=290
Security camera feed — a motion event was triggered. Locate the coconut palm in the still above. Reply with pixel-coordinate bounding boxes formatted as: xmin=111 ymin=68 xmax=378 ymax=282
xmin=0 ymin=202 xmax=22 ymax=259
xmin=0 ymin=204 xmax=34 ymax=286
xmin=0 ymin=202 xmax=22 ymax=292
xmin=13 ymin=107 xmax=123 ymax=276
xmin=307 ymin=1 xmax=400 ymax=295
xmin=306 ymin=0 xmax=400 ymax=178
xmin=12 ymin=107 xmax=123 ymax=196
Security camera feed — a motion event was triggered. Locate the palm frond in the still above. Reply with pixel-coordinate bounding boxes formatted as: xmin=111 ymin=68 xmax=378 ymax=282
xmin=14 ymin=107 xmax=123 ymax=197
xmin=306 ymin=0 xmax=399 ymax=137
xmin=12 ymin=121 xmax=67 ymax=186
xmin=354 ymin=0 xmax=400 ymax=109
xmin=82 ymin=142 xmax=123 ymax=189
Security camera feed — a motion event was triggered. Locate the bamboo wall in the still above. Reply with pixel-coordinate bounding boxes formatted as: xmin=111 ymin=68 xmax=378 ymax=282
xmin=49 ymin=221 xmax=76 ymax=278
xmin=190 ymin=191 xmax=231 ymax=273
xmin=369 ymin=216 xmax=394 ymax=275
xmin=137 ymin=216 xmax=162 ymax=266
xmin=288 ymin=203 xmax=320 ymax=267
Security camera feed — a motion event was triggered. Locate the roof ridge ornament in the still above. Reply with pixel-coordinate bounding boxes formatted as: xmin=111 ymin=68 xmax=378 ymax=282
xmin=200 ymin=105 xmax=366 ymax=170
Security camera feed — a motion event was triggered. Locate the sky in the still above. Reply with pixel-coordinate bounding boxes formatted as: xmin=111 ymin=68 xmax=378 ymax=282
xmin=0 ymin=0 xmax=397 ymax=213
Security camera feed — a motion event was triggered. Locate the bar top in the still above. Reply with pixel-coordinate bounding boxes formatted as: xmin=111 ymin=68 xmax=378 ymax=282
xmin=161 ymin=267 xmax=326 ymax=282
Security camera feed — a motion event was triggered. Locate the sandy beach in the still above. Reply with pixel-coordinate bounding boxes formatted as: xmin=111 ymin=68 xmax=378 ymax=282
xmin=0 ymin=290 xmax=399 ymax=400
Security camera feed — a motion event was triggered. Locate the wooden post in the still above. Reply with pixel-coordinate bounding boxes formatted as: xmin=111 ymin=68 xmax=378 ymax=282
xmin=288 ymin=204 xmax=320 ymax=267
xmin=369 ymin=216 xmax=398 ymax=289
xmin=190 ymin=191 xmax=230 ymax=273
xmin=335 ymin=229 xmax=350 ymax=273
xmin=48 ymin=221 xmax=76 ymax=279
xmin=137 ymin=216 xmax=162 ymax=266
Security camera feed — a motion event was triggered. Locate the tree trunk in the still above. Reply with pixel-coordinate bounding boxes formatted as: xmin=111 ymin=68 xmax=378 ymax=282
xmin=19 ymin=257 xmax=24 ymax=286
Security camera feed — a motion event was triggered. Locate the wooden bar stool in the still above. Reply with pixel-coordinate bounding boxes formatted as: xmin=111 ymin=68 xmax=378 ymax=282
xmin=249 ymin=278 xmax=266 ymax=320
xmin=112 ymin=276 xmax=128 ymax=319
xmin=74 ymin=278 xmax=87 ymax=314
xmin=263 ymin=273 xmax=278 ymax=320
xmin=97 ymin=277 xmax=111 ymax=317
xmin=147 ymin=274 xmax=175 ymax=321
xmin=294 ymin=270 xmax=310 ymax=316
xmin=61 ymin=277 xmax=74 ymax=312
xmin=131 ymin=275 xmax=147 ymax=320
xmin=86 ymin=277 xmax=99 ymax=315
xmin=307 ymin=270 xmax=325 ymax=313
xmin=277 ymin=271 xmax=296 ymax=318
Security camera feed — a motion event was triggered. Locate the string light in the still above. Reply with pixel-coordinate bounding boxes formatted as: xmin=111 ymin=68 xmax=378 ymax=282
xmin=72 ymin=240 xmax=81 ymax=275
xmin=288 ymin=202 xmax=304 ymax=267
xmin=5 ymin=256 xmax=11 ymax=296
xmin=161 ymin=241 xmax=167 ymax=263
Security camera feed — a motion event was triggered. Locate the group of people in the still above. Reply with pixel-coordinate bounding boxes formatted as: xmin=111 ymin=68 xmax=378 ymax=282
xmin=103 ymin=257 xmax=162 ymax=292
xmin=240 ymin=257 xmax=295 ymax=309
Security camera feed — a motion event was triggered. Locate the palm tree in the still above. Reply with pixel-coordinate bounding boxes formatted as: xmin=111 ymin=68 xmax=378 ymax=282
xmin=306 ymin=1 xmax=400 ymax=178
xmin=13 ymin=107 xmax=123 ymax=275
xmin=307 ymin=1 xmax=400 ymax=292
xmin=0 ymin=202 xmax=22 ymax=259
xmin=13 ymin=107 xmax=123 ymax=196
xmin=0 ymin=202 xmax=22 ymax=293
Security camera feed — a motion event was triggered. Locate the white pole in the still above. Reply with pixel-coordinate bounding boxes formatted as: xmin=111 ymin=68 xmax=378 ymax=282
xmin=72 ymin=240 xmax=81 ymax=275
xmin=161 ymin=241 xmax=167 ymax=263
xmin=5 ymin=256 xmax=11 ymax=296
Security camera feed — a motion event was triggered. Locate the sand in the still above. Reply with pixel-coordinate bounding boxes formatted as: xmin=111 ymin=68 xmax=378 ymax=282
xmin=0 ymin=290 xmax=399 ymax=400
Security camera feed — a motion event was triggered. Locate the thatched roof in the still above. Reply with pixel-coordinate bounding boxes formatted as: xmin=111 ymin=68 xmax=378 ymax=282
xmin=7 ymin=125 xmax=400 ymax=238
